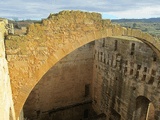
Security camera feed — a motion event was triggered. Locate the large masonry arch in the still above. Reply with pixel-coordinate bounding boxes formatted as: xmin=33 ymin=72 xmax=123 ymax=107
xmin=5 ymin=11 xmax=160 ymax=118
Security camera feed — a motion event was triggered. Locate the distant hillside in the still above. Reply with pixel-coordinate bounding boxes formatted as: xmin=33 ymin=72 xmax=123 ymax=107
xmin=112 ymin=18 xmax=160 ymax=23
xmin=112 ymin=18 xmax=160 ymax=39
xmin=8 ymin=20 xmax=40 ymax=29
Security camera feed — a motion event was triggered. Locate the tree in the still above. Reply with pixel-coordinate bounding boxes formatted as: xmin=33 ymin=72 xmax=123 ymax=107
xmin=132 ymin=23 xmax=137 ymax=28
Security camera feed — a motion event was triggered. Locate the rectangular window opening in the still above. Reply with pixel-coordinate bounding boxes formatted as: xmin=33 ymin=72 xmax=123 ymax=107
xmin=136 ymin=71 xmax=139 ymax=78
xmin=153 ymin=54 xmax=157 ymax=62
xmin=137 ymin=65 xmax=141 ymax=70
xmin=130 ymin=43 xmax=135 ymax=55
xmin=114 ymin=40 xmax=118 ymax=51
xmin=124 ymin=67 xmax=127 ymax=73
xmin=142 ymin=75 xmax=146 ymax=81
xmin=144 ymin=67 xmax=147 ymax=72
xmin=148 ymin=76 xmax=154 ymax=85
xmin=104 ymin=58 xmax=106 ymax=64
xmin=85 ymin=84 xmax=90 ymax=97
xmin=102 ymin=38 xmax=105 ymax=47
xmin=84 ymin=109 xmax=89 ymax=118
xmin=130 ymin=69 xmax=133 ymax=75
xmin=151 ymin=69 xmax=156 ymax=76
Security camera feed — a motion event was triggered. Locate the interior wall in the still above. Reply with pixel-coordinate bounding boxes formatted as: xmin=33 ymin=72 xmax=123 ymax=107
xmin=92 ymin=37 xmax=160 ymax=120
xmin=23 ymin=36 xmax=160 ymax=120
xmin=23 ymin=42 xmax=94 ymax=120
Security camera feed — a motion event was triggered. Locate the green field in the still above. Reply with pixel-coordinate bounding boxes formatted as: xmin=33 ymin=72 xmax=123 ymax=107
xmin=112 ymin=18 xmax=160 ymax=39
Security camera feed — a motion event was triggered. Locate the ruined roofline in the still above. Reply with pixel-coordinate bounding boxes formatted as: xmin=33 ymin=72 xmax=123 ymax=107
xmin=4 ymin=10 xmax=160 ymax=57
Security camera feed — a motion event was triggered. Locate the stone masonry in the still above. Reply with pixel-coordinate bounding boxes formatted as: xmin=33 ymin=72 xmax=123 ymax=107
xmin=0 ymin=19 xmax=15 ymax=120
xmin=23 ymin=42 xmax=94 ymax=120
xmin=92 ymin=37 xmax=160 ymax=120
xmin=1 ymin=10 xmax=160 ymax=119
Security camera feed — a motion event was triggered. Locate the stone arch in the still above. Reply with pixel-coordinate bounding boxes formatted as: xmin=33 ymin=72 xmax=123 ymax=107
xmin=5 ymin=11 xmax=160 ymax=118
xmin=134 ymin=96 xmax=155 ymax=120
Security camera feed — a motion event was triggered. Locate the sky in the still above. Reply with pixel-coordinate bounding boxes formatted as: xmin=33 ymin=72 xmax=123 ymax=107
xmin=0 ymin=0 xmax=160 ymax=20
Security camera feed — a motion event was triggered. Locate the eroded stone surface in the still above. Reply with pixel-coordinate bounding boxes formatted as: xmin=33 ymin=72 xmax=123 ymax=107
xmin=0 ymin=19 xmax=15 ymax=120
xmin=24 ymin=42 xmax=94 ymax=120
xmin=92 ymin=37 xmax=160 ymax=120
xmin=4 ymin=10 xmax=160 ymax=118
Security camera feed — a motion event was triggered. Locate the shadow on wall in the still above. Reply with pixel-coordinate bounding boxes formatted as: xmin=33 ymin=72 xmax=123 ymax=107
xmin=135 ymin=96 xmax=155 ymax=120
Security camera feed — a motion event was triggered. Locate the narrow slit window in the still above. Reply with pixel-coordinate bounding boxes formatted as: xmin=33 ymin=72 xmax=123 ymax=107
xmin=151 ymin=69 xmax=156 ymax=76
xmin=130 ymin=69 xmax=133 ymax=75
xmin=148 ymin=76 xmax=154 ymax=84
xmin=102 ymin=38 xmax=105 ymax=47
xmin=137 ymin=65 xmax=141 ymax=70
xmin=144 ymin=67 xmax=147 ymax=72
xmin=84 ymin=109 xmax=89 ymax=118
xmin=136 ymin=71 xmax=139 ymax=78
xmin=85 ymin=84 xmax=90 ymax=97
xmin=104 ymin=58 xmax=106 ymax=64
xmin=142 ymin=75 xmax=146 ymax=81
xmin=130 ymin=43 xmax=135 ymax=55
xmin=98 ymin=52 xmax=99 ymax=61
xmin=153 ymin=54 xmax=157 ymax=62
xmin=114 ymin=40 xmax=118 ymax=51
xmin=124 ymin=67 xmax=127 ymax=74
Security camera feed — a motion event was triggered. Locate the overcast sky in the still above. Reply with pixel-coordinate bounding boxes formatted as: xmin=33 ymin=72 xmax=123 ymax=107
xmin=0 ymin=0 xmax=160 ymax=20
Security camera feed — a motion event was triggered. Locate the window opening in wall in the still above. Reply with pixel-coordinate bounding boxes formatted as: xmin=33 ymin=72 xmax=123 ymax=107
xmin=98 ymin=52 xmax=99 ymax=61
xmin=102 ymin=38 xmax=105 ymax=47
xmin=104 ymin=58 xmax=106 ymax=64
xmin=101 ymin=52 xmax=103 ymax=62
xmin=36 ymin=110 xmax=40 ymax=118
xmin=152 ymin=54 xmax=157 ymax=61
xmin=114 ymin=40 xmax=118 ymax=51
xmin=111 ymin=56 xmax=114 ymax=66
xmin=151 ymin=69 xmax=156 ymax=76
xmin=125 ymin=60 xmax=128 ymax=65
xmin=131 ymin=51 xmax=134 ymax=55
xmin=115 ymin=61 xmax=117 ymax=68
xmin=130 ymin=69 xmax=133 ymax=75
xmin=137 ymin=65 xmax=141 ymax=70
xmin=144 ymin=67 xmax=147 ymax=72
xmin=119 ymin=60 xmax=122 ymax=70
xmin=142 ymin=75 xmax=146 ymax=81
xmin=84 ymin=109 xmax=89 ymax=118
xmin=130 ymin=43 xmax=135 ymax=55
xmin=148 ymin=76 xmax=154 ymax=84
xmin=158 ymin=81 xmax=160 ymax=88
xmin=135 ymin=96 xmax=153 ymax=120
xmin=136 ymin=71 xmax=139 ymax=79
xmin=130 ymin=62 xmax=134 ymax=67
xmin=85 ymin=84 xmax=90 ymax=97
xmin=124 ymin=67 xmax=127 ymax=74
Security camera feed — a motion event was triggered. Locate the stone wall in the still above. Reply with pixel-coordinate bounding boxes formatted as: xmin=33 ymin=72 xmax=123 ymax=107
xmin=5 ymin=11 xmax=160 ymax=117
xmin=23 ymin=36 xmax=160 ymax=120
xmin=0 ymin=19 xmax=15 ymax=120
xmin=23 ymin=42 xmax=94 ymax=120
xmin=92 ymin=37 xmax=160 ymax=120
